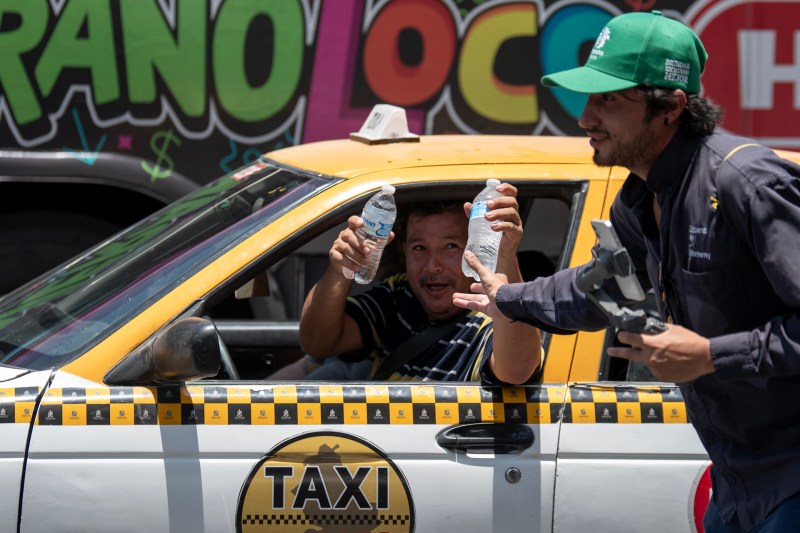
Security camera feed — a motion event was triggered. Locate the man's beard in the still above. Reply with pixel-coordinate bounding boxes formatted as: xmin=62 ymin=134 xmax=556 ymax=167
xmin=592 ymin=121 xmax=658 ymax=170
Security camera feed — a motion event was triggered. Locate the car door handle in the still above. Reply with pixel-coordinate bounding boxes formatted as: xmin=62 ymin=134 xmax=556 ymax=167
xmin=436 ymin=423 xmax=534 ymax=454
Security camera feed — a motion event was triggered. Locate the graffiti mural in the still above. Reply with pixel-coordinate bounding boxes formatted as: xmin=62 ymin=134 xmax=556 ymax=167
xmin=0 ymin=0 xmax=797 ymax=184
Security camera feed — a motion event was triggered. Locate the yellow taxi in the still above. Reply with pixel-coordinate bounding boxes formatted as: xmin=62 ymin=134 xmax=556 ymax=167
xmin=3 ymin=105 xmax=798 ymax=532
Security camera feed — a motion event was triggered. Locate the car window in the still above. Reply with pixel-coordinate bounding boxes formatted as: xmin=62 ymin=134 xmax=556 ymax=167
xmin=212 ymin=182 xmax=583 ymax=381
xmin=0 ymin=162 xmax=336 ymax=371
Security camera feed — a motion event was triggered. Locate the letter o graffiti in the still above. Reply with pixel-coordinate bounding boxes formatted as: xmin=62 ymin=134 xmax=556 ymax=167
xmin=363 ymin=0 xmax=456 ymax=105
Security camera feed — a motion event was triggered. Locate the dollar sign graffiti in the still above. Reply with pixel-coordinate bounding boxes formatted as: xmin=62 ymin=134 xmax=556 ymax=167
xmin=142 ymin=129 xmax=181 ymax=182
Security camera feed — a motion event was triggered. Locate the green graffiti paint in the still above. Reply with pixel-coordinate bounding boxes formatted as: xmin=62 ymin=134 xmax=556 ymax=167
xmin=0 ymin=1 xmax=47 ymax=124
xmin=121 ymin=0 xmax=207 ymax=117
xmin=3 ymin=0 xmax=305 ymax=126
xmin=35 ymin=0 xmax=119 ymax=104
xmin=213 ymin=0 xmax=304 ymax=121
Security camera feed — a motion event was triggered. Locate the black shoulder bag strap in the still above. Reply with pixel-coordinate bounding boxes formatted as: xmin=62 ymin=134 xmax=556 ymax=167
xmin=371 ymin=314 xmax=464 ymax=380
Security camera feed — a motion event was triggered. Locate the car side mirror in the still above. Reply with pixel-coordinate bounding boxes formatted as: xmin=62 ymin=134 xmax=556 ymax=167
xmin=104 ymin=317 xmax=221 ymax=385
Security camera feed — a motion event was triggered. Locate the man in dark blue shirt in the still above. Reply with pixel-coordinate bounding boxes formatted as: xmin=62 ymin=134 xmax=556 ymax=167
xmin=455 ymin=10 xmax=800 ymax=532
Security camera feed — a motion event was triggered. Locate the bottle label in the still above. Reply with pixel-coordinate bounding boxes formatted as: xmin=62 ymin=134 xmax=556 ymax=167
xmin=362 ymin=217 xmax=393 ymax=238
xmin=470 ymin=201 xmax=488 ymax=219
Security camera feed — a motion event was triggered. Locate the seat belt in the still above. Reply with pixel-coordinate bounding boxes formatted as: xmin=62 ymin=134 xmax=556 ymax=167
xmin=372 ymin=314 xmax=464 ymax=380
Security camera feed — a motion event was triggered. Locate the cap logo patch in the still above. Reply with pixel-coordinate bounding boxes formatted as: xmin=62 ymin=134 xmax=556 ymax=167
xmin=664 ymin=59 xmax=690 ymax=84
xmin=591 ymin=27 xmax=611 ymax=60
xmin=595 ymin=27 xmax=611 ymax=48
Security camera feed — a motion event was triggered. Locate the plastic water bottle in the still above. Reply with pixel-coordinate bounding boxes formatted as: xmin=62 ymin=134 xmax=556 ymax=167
xmin=343 ymin=184 xmax=397 ymax=284
xmin=462 ymin=178 xmax=502 ymax=281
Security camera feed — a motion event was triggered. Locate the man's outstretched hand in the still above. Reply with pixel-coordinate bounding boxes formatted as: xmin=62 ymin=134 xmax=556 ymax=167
xmin=452 ymin=251 xmax=509 ymax=316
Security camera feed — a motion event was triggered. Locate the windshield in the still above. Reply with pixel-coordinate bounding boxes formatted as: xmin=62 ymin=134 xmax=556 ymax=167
xmin=0 ymin=159 xmax=335 ymax=370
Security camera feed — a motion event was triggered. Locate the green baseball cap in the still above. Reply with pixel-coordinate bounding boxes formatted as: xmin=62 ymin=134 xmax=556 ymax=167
xmin=541 ymin=10 xmax=707 ymax=94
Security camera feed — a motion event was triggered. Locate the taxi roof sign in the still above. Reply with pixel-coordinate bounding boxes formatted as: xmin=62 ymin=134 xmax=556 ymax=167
xmin=350 ymin=104 xmax=420 ymax=145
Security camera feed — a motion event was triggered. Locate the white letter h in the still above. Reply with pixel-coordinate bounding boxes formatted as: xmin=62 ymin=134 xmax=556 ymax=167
xmin=739 ymin=30 xmax=800 ymax=109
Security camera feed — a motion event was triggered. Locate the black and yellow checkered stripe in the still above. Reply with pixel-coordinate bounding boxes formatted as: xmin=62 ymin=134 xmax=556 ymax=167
xmin=0 ymin=383 xmax=688 ymax=426
xmin=564 ymin=384 xmax=688 ymax=424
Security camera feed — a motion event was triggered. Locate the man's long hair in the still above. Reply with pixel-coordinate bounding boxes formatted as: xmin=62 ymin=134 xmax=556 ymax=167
xmin=640 ymin=86 xmax=724 ymax=136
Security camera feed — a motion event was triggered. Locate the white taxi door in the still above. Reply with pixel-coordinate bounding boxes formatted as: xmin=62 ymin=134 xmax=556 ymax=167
xmin=22 ymin=371 xmax=562 ymax=532
xmin=553 ymin=381 xmax=710 ymax=532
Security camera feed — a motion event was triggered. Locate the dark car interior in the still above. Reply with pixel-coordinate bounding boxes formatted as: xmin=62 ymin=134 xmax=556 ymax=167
xmin=209 ymin=181 xmax=582 ymax=381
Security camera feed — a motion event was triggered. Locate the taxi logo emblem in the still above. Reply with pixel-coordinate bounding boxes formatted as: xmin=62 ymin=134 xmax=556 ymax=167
xmin=238 ymin=432 xmax=414 ymax=532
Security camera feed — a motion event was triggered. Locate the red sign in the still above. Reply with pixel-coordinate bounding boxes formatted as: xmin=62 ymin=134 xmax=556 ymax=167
xmin=690 ymin=0 xmax=800 ymax=148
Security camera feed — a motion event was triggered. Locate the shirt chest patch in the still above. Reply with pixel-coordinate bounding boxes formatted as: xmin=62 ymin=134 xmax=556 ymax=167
xmin=688 ymin=224 xmax=712 ymax=261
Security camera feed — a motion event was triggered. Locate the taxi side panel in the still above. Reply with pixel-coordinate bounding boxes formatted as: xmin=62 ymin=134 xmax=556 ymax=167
xmin=555 ymin=421 xmax=709 ymax=532
xmin=21 ymin=373 xmax=563 ymax=532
